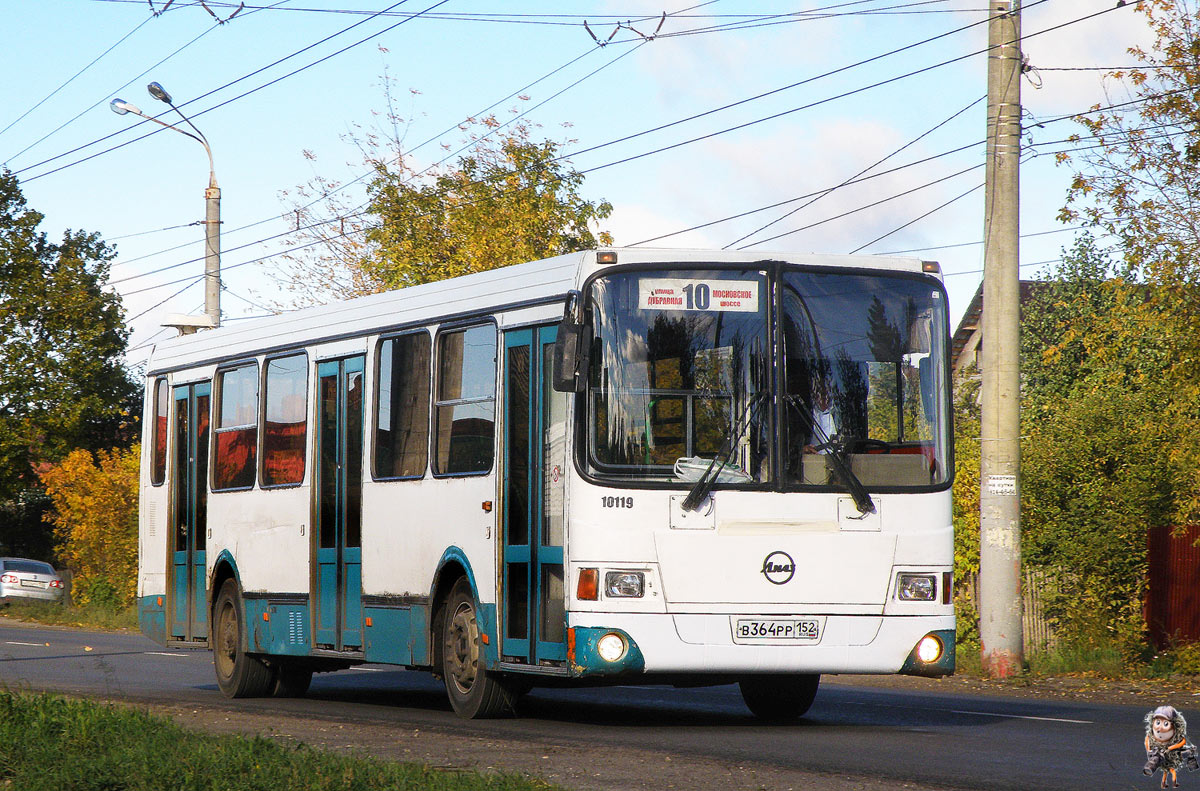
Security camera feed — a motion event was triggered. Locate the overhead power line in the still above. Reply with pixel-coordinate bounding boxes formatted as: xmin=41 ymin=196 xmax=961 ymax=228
xmin=16 ymin=0 xmax=445 ymax=182
xmin=727 ymin=93 xmax=985 ymax=250
xmin=572 ymin=0 xmax=1131 ymax=178
xmin=6 ymin=0 xmax=294 ymax=167
xmin=0 ymin=14 xmax=155 ymax=142
xmin=116 ymin=0 xmax=1135 ymax=303
xmin=107 ymin=2 xmax=698 ymax=277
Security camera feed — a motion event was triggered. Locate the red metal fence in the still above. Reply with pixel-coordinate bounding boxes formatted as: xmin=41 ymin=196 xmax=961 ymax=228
xmin=1145 ymin=525 xmax=1200 ymax=648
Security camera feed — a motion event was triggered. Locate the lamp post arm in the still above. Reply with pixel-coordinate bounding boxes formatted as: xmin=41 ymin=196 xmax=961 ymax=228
xmin=163 ymin=101 xmax=217 ymax=189
xmin=128 ymin=107 xmax=217 ymax=188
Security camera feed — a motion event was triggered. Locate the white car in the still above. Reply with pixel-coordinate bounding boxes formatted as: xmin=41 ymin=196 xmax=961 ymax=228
xmin=0 ymin=558 xmax=65 ymax=603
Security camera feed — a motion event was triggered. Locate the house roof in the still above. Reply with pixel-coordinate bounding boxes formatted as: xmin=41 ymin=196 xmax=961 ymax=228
xmin=951 ymin=280 xmax=1043 ymax=371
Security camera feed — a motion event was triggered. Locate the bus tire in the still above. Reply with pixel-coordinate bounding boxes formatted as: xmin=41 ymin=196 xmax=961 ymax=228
xmin=212 ymin=579 xmax=274 ymax=698
xmin=440 ymin=577 xmax=517 ymax=719
xmin=739 ymin=673 xmax=819 ymax=721
xmin=272 ymin=662 xmax=313 ymax=698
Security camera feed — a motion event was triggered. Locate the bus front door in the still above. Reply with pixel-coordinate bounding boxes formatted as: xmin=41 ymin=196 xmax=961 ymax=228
xmin=314 ymin=356 xmax=365 ymax=652
xmin=170 ymin=381 xmax=210 ymax=642
xmin=502 ymin=326 xmax=567 ymax=665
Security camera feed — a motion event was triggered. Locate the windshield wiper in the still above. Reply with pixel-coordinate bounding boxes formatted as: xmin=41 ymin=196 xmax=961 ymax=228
xmin=784 ymin=395 xmax=875 ymax=516
xmin=680 ymin=393 xmax=763 ymax=512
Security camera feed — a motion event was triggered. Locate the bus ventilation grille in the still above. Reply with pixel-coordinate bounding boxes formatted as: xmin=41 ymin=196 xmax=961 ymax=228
xmin=288 ymin=611 xmax=305 ymax=644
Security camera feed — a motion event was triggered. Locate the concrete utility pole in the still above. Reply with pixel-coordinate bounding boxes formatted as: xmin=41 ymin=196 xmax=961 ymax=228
xmin=979 ymin=0 xmax=1024 ymax=678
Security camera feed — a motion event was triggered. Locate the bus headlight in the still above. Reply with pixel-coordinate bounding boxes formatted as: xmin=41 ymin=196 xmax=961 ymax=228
xmin=596 ymin=632 xmax=627 ymax=662
xmin=896 ymin=573 xmax=937 ymax=602
xmin=605 ymin=571 xmax=644 ymax=598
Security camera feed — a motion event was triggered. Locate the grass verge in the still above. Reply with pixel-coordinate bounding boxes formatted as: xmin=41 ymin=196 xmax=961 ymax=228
xmin=0 ymin=598 xmax=138 ymax=631
xmin=0 ymin=690 xmax=562 ymax=791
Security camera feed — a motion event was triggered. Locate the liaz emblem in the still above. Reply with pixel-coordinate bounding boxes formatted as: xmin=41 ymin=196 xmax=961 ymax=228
xmin=761 ymin=551 xmax=796 ymax=585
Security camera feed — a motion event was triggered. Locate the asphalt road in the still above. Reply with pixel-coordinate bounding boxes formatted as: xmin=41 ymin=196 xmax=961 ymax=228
xmin=0 ymin=620 xmax=1162 ymax=790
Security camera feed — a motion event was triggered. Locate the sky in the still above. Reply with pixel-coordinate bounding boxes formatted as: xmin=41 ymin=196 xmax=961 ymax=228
xmin=2 ymin=0 xmax=1154 ymax=369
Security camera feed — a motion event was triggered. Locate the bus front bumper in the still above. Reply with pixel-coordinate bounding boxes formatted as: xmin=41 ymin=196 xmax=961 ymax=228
xmin=567 ymin=613 xmax=955 ymax=678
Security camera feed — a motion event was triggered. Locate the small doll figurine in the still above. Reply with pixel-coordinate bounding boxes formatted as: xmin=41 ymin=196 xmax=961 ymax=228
xmin=1144 ymin=705 xmax=1200 ymax=788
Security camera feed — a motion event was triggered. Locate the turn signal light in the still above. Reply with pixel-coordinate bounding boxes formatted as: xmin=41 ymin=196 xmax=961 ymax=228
xmin=577 ymin=568 xmax=599 ymax=601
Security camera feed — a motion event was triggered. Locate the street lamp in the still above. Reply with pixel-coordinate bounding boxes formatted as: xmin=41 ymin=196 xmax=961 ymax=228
xmin=111 ymin=82 xmax=221 ymax=330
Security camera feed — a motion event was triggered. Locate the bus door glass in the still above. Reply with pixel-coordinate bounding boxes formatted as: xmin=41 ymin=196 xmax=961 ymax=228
xmin=315 ymin=356 xmax=365 ymax=651
xmin=171 ymin=381 xmax=210 ymax=641
xmin=502 ymin=325 xmax=567 ymax=664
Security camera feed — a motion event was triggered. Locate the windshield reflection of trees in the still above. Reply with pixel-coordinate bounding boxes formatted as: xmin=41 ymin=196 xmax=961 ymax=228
xmin=587 ymin=270 xmax=946 ymax=488
xmin=588 ymin=271 xmax=769 ymax=480
xmin=782 ymin=274 xmax=943 ymax=486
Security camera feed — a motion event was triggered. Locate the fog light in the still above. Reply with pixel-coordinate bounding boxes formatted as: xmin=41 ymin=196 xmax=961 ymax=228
xmin=917 ymin=634 xmax=943 ymax=663
xmin=897 ymin=573 xmax=937 ymax=601
xmin=596 ymin=632 xmax=626 ymax=662
xmin=605 ymin=571 xmax=644 ymax=598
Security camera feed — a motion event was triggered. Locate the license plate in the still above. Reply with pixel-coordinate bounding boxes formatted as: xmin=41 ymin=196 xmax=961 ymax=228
xmin=733 ymin=618 xmax=820 ymax=643
xmin=20 ymin=579 xmax=46 ymax=589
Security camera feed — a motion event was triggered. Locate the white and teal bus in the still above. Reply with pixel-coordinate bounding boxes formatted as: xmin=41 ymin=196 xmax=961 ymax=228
xmin=137 ymin=248 xmax=954 ymax=719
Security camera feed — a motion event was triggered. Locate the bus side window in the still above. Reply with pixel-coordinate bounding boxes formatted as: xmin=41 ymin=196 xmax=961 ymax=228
xmin=151 ymin=377 xmax=168 ymax=486
xmin=214 ymin=363 xmax=259 ymax=490
xmin=375 ymin=332 xmax=431 ymax=479
xmin=262 ymin=354 xmax=308 ymax=487
xmin=434 ymin=325 xmax=496 ymax=476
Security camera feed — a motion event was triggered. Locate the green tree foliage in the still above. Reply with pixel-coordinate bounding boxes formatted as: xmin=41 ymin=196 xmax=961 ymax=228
xmin=959 ymin=235 xmax=1181 ymax=656
xmin=954 ymin=234 xmax=1183 ymax=657
xmin=997 ymin=0 xmax=1200 ymax=657
xmin=0 ymin=170 xmax=137 ymax=548
xmin=1058 ymin=0 xmax=1200 ymax=525
xmin=365 ymin=117 xmax=613 ymax=289
xmin=1059 ymin=0 xmax=1200 ymax=296
xmin=275 ymin=105 xmax=613 ymax=305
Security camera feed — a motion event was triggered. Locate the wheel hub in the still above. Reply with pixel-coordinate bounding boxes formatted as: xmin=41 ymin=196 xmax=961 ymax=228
xmin=447 ymin=603 xmax=479 ymax=692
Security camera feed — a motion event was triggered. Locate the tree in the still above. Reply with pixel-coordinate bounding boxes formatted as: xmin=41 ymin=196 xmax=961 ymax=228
xmin=274 ymin=108 xmax=613 ymax=305
xmin=0 ymin=169 xmax=136 ymax=554
xmin=42 ymin=446 xmax=140 ymax=608
xmin=954 ymin=234 xmax=1180 ymax=658
xmin=1060 ymin=0 xmax=1200 ymax=298
xmin=1058 ymin=0 xmax=1200 ymax=524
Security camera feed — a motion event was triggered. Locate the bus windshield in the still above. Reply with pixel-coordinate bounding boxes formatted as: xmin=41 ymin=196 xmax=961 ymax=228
xmin=583 ymin=266 xmax=950 ymax=490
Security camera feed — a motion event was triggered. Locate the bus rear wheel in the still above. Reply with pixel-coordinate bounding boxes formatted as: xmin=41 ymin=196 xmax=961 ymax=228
xmin=440 ymin=578 xmax=517 ymax=718
xmin=739 ymin=674 xmax=820 ymax=721
xmin=213 ymin=579 xmax=274 ymax=698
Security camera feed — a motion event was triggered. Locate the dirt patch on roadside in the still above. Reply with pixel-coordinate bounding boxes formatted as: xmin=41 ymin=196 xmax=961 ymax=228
xmin=127 ymin=700 xmax=953 ymax=791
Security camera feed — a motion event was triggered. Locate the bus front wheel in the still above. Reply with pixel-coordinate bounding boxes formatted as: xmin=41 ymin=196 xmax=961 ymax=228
xmin=212 ymin=579 xmax=274 ymax=698
xmin=739 ymin=674 xmax=820 ymax=721
xmin=439 ymin=578 xmax=517 ymax=718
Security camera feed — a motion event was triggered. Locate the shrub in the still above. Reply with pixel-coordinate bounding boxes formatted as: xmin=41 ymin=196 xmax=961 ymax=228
xmin=41 ymin=446 xmax=140 ymax=608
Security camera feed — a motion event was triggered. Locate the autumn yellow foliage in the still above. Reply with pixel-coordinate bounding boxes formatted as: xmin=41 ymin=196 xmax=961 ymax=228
xmin=41 ymin=446 xmax=139 ymax=608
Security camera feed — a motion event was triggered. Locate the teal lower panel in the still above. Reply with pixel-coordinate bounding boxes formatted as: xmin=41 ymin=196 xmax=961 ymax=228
xmin=899 ymin=629 xmax=956 ymax=677
xmin=364 ymin=605 xmax=432 ymax=666
xmin=476 ymin=603 xmax=498 ymax=667
xmin=245 ymin=600 xmax=312 ymax=656
xmin=568 ymin=627 xmax=645 ymax=678
xmin=360 ymin=601 xmax=492 ymax=669
xmin=364 ymin=607 xmax=412 ymax=665
xmin=138 ymin=596 xmax=167 ymax=647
